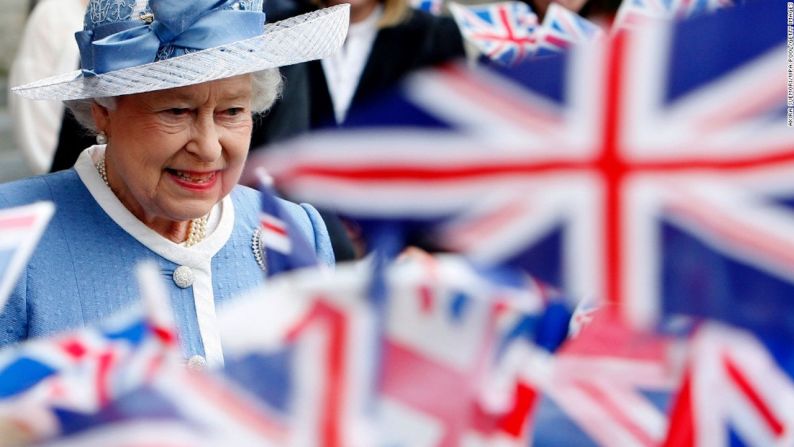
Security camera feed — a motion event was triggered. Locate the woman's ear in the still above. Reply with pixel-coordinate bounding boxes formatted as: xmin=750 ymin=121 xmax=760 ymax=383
xmin=90 ymin=101 xmax=111 ymax=135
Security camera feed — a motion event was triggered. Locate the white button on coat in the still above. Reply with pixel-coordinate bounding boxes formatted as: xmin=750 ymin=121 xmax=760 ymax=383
xmin=173 ymin=265 xmax=194 ymax=288
xmin=187 ymin=355 xmax=208 ymax=371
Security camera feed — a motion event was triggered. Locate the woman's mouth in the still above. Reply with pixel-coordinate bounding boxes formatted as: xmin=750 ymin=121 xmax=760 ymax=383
xmin=166 ymin=168 xmax=219 ymax=190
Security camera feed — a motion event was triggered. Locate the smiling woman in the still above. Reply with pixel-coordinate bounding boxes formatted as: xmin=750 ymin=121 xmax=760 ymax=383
xmin=0 ymin=0 xmax=349 ymax=368
xmin=77 ymin=75 xmax=266 ymax=242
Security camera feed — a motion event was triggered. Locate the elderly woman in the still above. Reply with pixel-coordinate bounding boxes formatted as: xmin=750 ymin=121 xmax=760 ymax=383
xmin=0 ymin=0 xmax=348 ymax=368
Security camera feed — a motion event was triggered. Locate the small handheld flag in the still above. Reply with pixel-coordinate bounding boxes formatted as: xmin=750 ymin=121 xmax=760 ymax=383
xmin=0 ymin=202 xmax=54 ymax=311
xmin=254 ymin=169 xmax=320 ymax=277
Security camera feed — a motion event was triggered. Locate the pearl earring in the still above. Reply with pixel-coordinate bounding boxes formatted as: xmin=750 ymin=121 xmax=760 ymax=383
xmin=96 ymin=132 xmax=107 ymax=145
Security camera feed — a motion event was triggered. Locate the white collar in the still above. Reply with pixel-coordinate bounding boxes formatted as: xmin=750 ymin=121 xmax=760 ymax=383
xmin=322 ymin=4 xmax=383 ymax=123
xmin=74 ymin=146 xmax=234 ymax=268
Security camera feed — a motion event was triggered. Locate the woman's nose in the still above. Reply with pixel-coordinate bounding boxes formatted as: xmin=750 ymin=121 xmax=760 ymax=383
xmin=185 ymin=113 xmax=222 ymax=162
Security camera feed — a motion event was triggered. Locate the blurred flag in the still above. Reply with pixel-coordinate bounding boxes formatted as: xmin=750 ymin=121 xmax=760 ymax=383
xmin=664 ymin=324 xmax=794 ymax=446
xmin=449 ymin=1 xmax=538 ymax=65
xmin=410 ymin=0 xmax=444 ymax=15
xmin=535 ymin=3 xmax=604 ymax=56
xmin=219 ymin=253 xmax=570 ymax=446
xmin=220 ymin=263 xmax=380 ymax=447
xmin=0 ymin=264 xmax=179 ymax=444
xmin=38 ymin=369 xmax=289 ymax=447
xmin=7 ymin=263 xmax=287 ymax=447
xmin=260 ymin=1 xmax=792 ymax=336
xmin=254 ymin=169 xmax=320 ymax=277
xmin=376 ymin=255 xmax=564 ymax=446
xmin=613 ymin=0 xmax=734 ymax=30
xmin=0 ymin=202 xmax=54 ymax=310
xmin=529 ymin=309 xmax=677 ymax=446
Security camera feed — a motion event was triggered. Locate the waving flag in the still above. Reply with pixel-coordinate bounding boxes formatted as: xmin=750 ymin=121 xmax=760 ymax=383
xmin=535 ymin=3 xmax=604 ymax=56
xmin=664 ymin=324 xmax=794 ymax=447
xmin=219 ymin=253 xmax=569 ymax=446
xmin=613 ymin=0 xmax=734 ymax=30
xmin=254 ymin=169 xmax=320 ymax=277
xmin=0 ymin=202 xmax=54 ymax=310
xmin=527 ymin=309 xmax=676 ymax=446
xmin=449 ymin=1 xmax=538 ymax=65
xmin=0 ymin=264 xmax=179 ymax=443
xmin=39 ymin=369 xmax=288 ymax=447
xmin=220 ymin=264 xmax=377 ymax=447
xmin=260 ymin=1 xmax=791 ymax=337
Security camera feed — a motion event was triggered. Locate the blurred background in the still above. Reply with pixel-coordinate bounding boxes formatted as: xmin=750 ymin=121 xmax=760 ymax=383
xmin=0 ymin=1 xmax=34 ymax=183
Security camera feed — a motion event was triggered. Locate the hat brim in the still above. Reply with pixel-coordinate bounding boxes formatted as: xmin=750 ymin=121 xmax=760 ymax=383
xmin=12 ymin=4 xmax=350 ymax=101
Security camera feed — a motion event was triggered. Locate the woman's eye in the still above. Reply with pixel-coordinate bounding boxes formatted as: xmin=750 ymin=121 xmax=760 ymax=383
xmin=224 ymin=108 xmax=244 ymax=116
xmin=167 ymin=108 xmax=190 ymax=116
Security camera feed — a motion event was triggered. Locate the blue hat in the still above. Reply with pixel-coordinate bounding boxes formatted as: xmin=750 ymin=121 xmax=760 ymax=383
xmin=12 ymin=0 xmax=349 ymax=100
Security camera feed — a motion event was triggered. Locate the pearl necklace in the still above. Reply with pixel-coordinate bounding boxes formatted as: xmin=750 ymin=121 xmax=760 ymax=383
xmin=96 ymin=157 xmax=209 ymax=247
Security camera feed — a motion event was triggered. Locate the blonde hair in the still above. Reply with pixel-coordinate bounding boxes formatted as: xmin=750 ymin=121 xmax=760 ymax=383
xmin=378 ymin=0 xmax=411 ymax=28
xmin=312 ymin=0 xmax=412 ymax=28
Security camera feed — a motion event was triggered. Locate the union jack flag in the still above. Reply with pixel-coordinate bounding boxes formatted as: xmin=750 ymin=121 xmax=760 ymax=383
xmin=664 ymin=324 xmax=794 ymax=446
xmin=0 ymin=264 xmax=179 ymax=444
xmin=613 ymin=0 xmax=734 ymax=30
xmin=254 ymin=169 xmax=320 ymax=277
xmin=535 ymin=3 xmax=604 ymax=56
xmin=449 ymin=1 xmax=538 ymax=65
xmin=21 ymin=261 xmax=286 ymax=447
xmin=261 ymin=1 xmax=790 ymax=336
xmin=375 ymin=254 xmax=548 ymax=446
xmin=220 ymin=264 xmax=384 ymax=447
xmin=527 ymin=309 xmax=676 ymax=447
xmin=0 ymin=202 xmax=54 ymax=309
xmin=219 ymin=253 xmax=567 ymax=446
xmin=38 ymin=369 xmax=289 ymax=447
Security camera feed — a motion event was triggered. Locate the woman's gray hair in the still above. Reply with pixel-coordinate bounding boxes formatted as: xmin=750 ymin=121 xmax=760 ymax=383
xmin=65 ymin=69 xmax=282 ymax=133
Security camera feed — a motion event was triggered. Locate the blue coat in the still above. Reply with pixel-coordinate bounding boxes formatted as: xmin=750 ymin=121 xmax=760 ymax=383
xmin=0 ymin=169 xmax=334 ymax=362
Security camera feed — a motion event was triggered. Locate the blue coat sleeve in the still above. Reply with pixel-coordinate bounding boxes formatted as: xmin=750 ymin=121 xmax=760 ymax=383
xmin=299 ymin=203 xmax=335 ymax=266
xmin=277 ymin=198 xmax=335 ymax=266
xmin=0 ymin=181 xmax=35 ymax=345
xmin=0 ymin=279 xmax=28 ymax=345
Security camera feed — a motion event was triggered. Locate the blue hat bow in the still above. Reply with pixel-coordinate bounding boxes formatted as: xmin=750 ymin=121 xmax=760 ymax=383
xmin=76 ymin=0 xmax=265 ymax=75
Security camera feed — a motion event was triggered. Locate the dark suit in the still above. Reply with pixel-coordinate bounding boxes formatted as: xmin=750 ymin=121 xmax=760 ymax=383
xmin=309 ymin=10 xmax=464 ymax=128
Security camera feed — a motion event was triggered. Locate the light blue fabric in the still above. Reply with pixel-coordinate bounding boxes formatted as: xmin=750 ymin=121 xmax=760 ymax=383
xmin=0 ymin=169 xmax=333 ymax=358
xmin=76 ymin=0 xmax=265 ymax=75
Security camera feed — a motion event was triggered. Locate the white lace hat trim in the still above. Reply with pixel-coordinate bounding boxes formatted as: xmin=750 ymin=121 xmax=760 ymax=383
xmin=12 ymin=4 xmax=350 ymax=101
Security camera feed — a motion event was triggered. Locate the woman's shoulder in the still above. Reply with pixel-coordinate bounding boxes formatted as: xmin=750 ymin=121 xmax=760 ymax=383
xmin=230 ymin=185 xmax=334 ymax=265
xmin=0 ymin=170 xmax=80 ymax=208
xmin=230 ymin=184 xmax=317 ymax=217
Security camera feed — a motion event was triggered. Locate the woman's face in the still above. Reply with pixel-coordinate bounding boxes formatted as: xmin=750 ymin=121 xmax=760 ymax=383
xmin=94 ymin=75 xmax=253 ymax=226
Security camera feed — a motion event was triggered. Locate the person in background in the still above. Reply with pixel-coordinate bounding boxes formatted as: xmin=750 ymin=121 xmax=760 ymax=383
xmin=310 ymin=0 xmax=465 ymax=126
xmin=253 ymin=0 xmax=464 ymax=143
xmin=0 ymin=0 xmax=345 ymax=369
xmin=9 ymin=0 xmax=87 ymax=174
xmin=251 ymin=0 xmax=466 ymax=260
